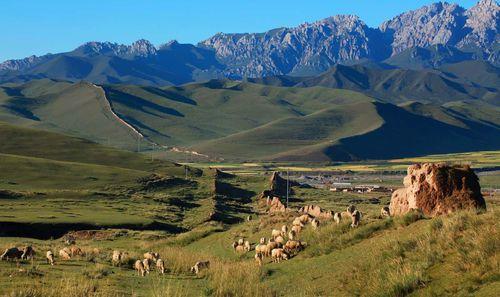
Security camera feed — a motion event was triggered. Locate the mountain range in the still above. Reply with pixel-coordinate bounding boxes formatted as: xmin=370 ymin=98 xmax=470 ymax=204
xmin=0 ymin=0 xmax=498 ymax=85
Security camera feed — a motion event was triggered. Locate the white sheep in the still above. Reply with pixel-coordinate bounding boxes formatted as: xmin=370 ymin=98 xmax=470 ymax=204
xmin=21 ymin=246 xmax=35 ymax=260
xmin=291 ymin=225 xmax=302 ymax=235
xmin=143 ymin=252 xmax=160 ymax=262
xmin=190 ymin=261 xmax=210 ymax=275
xmin=311 ymin=218 xmax=320 ymax=230
xmin=271 ymin=248 xmax=289 ymax=263
xmin=59 ymin=248 xmax=71 ymax=260
xmin=254 ymin=253 xmax=263 ymax=266
xmin=334 ymin=212 xmax=342 ymax=224
xmin=143 ymin=258 xmax=152 ymax=274
xmin=46 ymin=250 xmax=55 ymax=266
xmin=134 ymin=260 xmax=146 ymax=276
xmin=244 ymin=241 xmax=251 ymax=252
xmin=351 ymin=210 xmax=361 ymax=228
xmin=271 ymin=229 xmax=282 ymax=239
xmin=156 ymin=259 xmax=165 ymax=274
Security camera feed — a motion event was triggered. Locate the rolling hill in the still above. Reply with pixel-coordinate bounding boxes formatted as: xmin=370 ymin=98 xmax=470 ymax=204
xmin=249 ymin=62 xmax=500 ymax=105
xmin=2 ymin=78 xmax=498 ymax=162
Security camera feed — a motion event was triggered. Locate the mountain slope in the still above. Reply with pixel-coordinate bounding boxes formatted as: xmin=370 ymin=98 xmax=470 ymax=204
xmin=191 ymin=101 xmax=500 ymax=161
xmin=297 ymin=64 xmax=499 ymax=104
xmin=1 ymin=79 xmax=498 ymax=162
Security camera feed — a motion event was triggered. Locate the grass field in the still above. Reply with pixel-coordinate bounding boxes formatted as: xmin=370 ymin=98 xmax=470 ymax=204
xmin=0 ymin=121 xmax=498 ymax=296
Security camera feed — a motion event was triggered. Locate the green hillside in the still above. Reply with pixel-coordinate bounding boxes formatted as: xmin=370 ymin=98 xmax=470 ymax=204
xmin=1 ymin=79 xmax=499 ymax=162
xmin=193 ymin=101 xmax=500 ymax=161
xmin=0 ymin=121 xmax=182 ymax=173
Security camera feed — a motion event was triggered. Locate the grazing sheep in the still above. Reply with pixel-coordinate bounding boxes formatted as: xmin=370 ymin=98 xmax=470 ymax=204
xmin=235 ymin=245 xmax=246 ymax=253
xmin=267 ymin=240 xmax=279 ymax=252
xmin=271 ymin=248 xmax=289 ymax=263
xmin=1 ymin=247 xmax=22 ymax=261
xmin=59 ymin=248 xmax=71 ymax=260
xmin=190 ymin=261 xmax=210 ymax=275
xmin=134 ymin=260 xmax=146 ymax=276
xmin=288 ymin=230 xmax=296 ymax=241
xmin=311 ymin=218 xmax=320 ymax=230
xmin=284 ymin=240 xmax=303 ymax=253
xmin=46 ymin=251 xmax=55 ymax=266
xmin=281 ymin=225 xmax=288 ymax=234
xmin=144 ymin=252 xmax=160 ymax=262
xmin=298 ymin=214 xmax=311 ymax=224
xmin=21 ymin=246 xmax=35 ymax=260
xmin=334 ymin=212 xmax=342 ymax=224
xmin=292 ymin=217 xmax=305 ymax=227
xmin=70 ymin=246 xmax=84 ymax=257
xmin=275 ymin=235 xmax=285 ymax=245
xmin=351 ymin=210 xmax=361 ymax=228
xmin=347 ymin=205 xmax=356 ymax=215
xmin=142 ymin=258 xmax=152 ymax=274
xmin=231 ymin=241 xmax=239 ymax=250
xmin=271 ymin=229 xmax=282 ymax=239
xmin=156 ymin=259 xmax=165 ymax=274
xmin=259 ymin=237 xmax=266 ymax=245
xmin=237 ymin=238 xmax=244 ymax=246
xmin=291 ymin=225 xmax=302 ymax=235
xmin=381 ymin=206 xmax=390 ymax=218
xmin=246 ymin=215 xmax=252 ymax=221
xmin=244 ymin=241 xmax=251 ymax=252
xmin=254 ymin=253 xmax=263 ymax=266
xmin=112 ymin=250 xmax=121 ymax=265
xmin=255 ymin=244 xmax=268 ymax=256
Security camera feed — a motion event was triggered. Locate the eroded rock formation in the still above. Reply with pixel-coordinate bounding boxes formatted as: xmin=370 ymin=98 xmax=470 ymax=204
xmin=390 ymin=163 xmax=486 ymax=216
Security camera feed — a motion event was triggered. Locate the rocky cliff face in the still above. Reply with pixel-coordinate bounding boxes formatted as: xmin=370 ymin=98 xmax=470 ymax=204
xmin=1 ymin=1 xmax=498 ymax=80
xmin=201 ymin=0 xmax=499 ymax=77
xmin=390 ymin=163 xmax=486 ymax=217
xmin=199 ymin=15 xmax=387 ymax=77
xmin=381 ymin=0 xmax=499 ymax=55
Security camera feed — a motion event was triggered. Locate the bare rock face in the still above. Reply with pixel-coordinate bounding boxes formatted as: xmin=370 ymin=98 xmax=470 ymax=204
xmin=200 ymin=15 xmax=387 ymax=78
xmin=390 ymin=163 xmax=486 ymax=217
xmin=267 ymin=196 xmax=286 ymax=213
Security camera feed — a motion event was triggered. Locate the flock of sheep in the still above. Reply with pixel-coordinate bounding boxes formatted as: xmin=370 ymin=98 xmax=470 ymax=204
xmin=232 ymin=204 xmax=390 ymax=266
xmin=0 ymin=245 xmax=209 ymax=278
xmin=1 ymin=205 xmax=391 ymax=278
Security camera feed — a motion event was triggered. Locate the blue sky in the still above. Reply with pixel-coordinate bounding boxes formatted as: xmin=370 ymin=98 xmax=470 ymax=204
xmin=0 ymin=0 xmax=479 ymax=61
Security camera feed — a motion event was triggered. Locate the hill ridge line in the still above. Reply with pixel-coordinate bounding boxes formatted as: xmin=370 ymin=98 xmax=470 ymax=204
xmin=91 ymin=84 xmax=144 ymax=139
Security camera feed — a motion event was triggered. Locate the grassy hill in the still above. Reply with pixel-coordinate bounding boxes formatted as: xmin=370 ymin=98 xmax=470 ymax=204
xmin=193 ymin=101 xmax=500 ymax=161
xmin=1 ymin=79 xmax=499 ymax=162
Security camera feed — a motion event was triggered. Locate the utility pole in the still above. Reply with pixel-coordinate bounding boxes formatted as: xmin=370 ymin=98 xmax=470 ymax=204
xmin=286 ymin=170 xmax=290 ymax=208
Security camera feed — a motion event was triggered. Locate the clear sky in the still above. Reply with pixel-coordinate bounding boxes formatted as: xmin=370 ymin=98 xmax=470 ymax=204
xmin=0 ymin=0 xmax=479 ymax=62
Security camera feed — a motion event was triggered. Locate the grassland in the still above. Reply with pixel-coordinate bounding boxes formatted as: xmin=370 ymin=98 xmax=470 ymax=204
xmin=2 ymin=79 xmax=499 ymax=162
xmin=0 ymin=121 xmax=498 ymax=296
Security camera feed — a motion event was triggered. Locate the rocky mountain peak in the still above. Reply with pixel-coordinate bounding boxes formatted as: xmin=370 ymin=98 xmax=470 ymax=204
xmin=129 ymin=39 xmax=157 ymax=57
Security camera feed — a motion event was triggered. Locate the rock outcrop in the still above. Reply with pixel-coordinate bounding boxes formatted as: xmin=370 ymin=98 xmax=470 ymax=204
xmin=390 ymin=163 xmax=486 ymax=217
xmin=269 ymin=172 xmax=299 ymax=197
xmin=266 ymin=196 xmax=287 ymax=213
